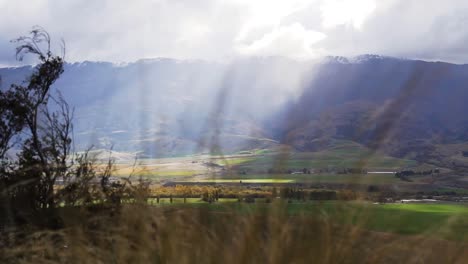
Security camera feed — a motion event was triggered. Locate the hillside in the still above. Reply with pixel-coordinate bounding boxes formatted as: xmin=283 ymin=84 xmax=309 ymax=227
xmin=1 ymin=55 xmax=468 ymax=167
xmin=1 ymin=58 xmax=305 ymax=156
xmin=267 ymin=56 xmax=468 ymax=168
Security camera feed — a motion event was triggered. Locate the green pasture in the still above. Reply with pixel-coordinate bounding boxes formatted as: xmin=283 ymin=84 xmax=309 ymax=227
xmin=234 ymin=153 xmax=416 ymax=171
xmin=233 ymin=142 xmax=418 ymax=171
xmin=180 ymin=178 xmax=295 ymax=183
xmin=196 ymin=173 xmax=409 ymax=185
xmin=157 ymin=201 xmax=468 ymax=241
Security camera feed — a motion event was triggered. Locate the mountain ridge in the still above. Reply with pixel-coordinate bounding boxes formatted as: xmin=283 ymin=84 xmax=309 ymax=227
xmin=1 ymin=55 xmax=468 ymax=167
xmin=4 ymin=53 xmax=468 ymax=71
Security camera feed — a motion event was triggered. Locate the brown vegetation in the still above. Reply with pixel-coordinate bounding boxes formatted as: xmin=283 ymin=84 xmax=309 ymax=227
xmin=1 ymin=203 xmax=467 ymax=264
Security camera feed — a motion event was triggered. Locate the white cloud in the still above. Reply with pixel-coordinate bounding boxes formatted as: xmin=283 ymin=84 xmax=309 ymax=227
xmin=0 ymin=0 xmax=468 ymax=64
xmin=320 ymin=0 xmax=376 ymax=29
xmin=233 ymin=0 xmax=315 ymax=42
xmin=236 ymin=23 xmax=326 ymax=59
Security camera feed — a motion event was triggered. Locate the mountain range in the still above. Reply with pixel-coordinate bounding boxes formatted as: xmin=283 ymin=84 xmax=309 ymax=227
xmin=1 ymin=55 xmax=468 ymax=169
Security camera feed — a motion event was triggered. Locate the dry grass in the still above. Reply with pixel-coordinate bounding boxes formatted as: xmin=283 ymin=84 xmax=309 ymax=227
xmin=1 ymin=203 xmax=467 ymax=264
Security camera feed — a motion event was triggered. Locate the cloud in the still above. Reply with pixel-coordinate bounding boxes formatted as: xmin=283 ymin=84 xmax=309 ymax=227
xmin=236 ymin=23 xmax=326 ymax=59
xmin=0 ymin=0 xmax=468 ymax=64
xmin=320 ymin=0 xmax=376 ymax=29
xmin=318 ymin=0 xmax=468 ymax=62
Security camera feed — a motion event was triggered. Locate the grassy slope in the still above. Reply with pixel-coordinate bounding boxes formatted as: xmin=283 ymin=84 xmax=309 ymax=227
xmin=233 ymin=141 xmax=418 ymax=172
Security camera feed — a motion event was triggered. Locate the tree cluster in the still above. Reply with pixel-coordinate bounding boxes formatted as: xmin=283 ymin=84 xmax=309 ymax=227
xmin=0 ymin=28 xmax=147 ymax=227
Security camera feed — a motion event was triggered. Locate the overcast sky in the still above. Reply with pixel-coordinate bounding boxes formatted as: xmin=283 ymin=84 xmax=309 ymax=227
xmin=1 ymin=0 xmax=468 ymax=66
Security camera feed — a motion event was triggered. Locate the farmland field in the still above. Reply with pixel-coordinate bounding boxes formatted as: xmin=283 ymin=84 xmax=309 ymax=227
xmin=108 ymin=144 xmax=424 ymax=185
xmin=187 ymin=173 xmax=415 ymax=185
xmin=182 ymin=178 xmax=295 ymax=183
xmin=148 ymin=200 xmax=468 ymax=241
xmin=231 ymin=142 xmax=419 ymax=172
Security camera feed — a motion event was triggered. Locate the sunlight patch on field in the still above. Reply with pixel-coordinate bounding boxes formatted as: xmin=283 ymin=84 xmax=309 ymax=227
xmin=181 ymin=179 xmax=295 ymax=183
xmin=148 ymin=198 xmax=239 ymax=204
xmin=216 ymin=173 xmax=406 ymax=185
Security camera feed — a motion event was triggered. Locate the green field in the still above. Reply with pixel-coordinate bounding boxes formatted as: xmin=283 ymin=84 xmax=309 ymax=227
xmin=234 ymin=152 xmax=417 ymax=172
xmin=179 ymin=178 xmax=295 ymax=183
xmin=308 ymin=202 xmax=468 ymax=240
xmin=158 ymin=201 xmax=468 ymax=241
xmin=111 ymin=141 xmax=421 ymax=181
xmin=184 ymin=173 xmax=415 ymax=185
xmin=232 ymin=142 xmax=418 ymax=171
